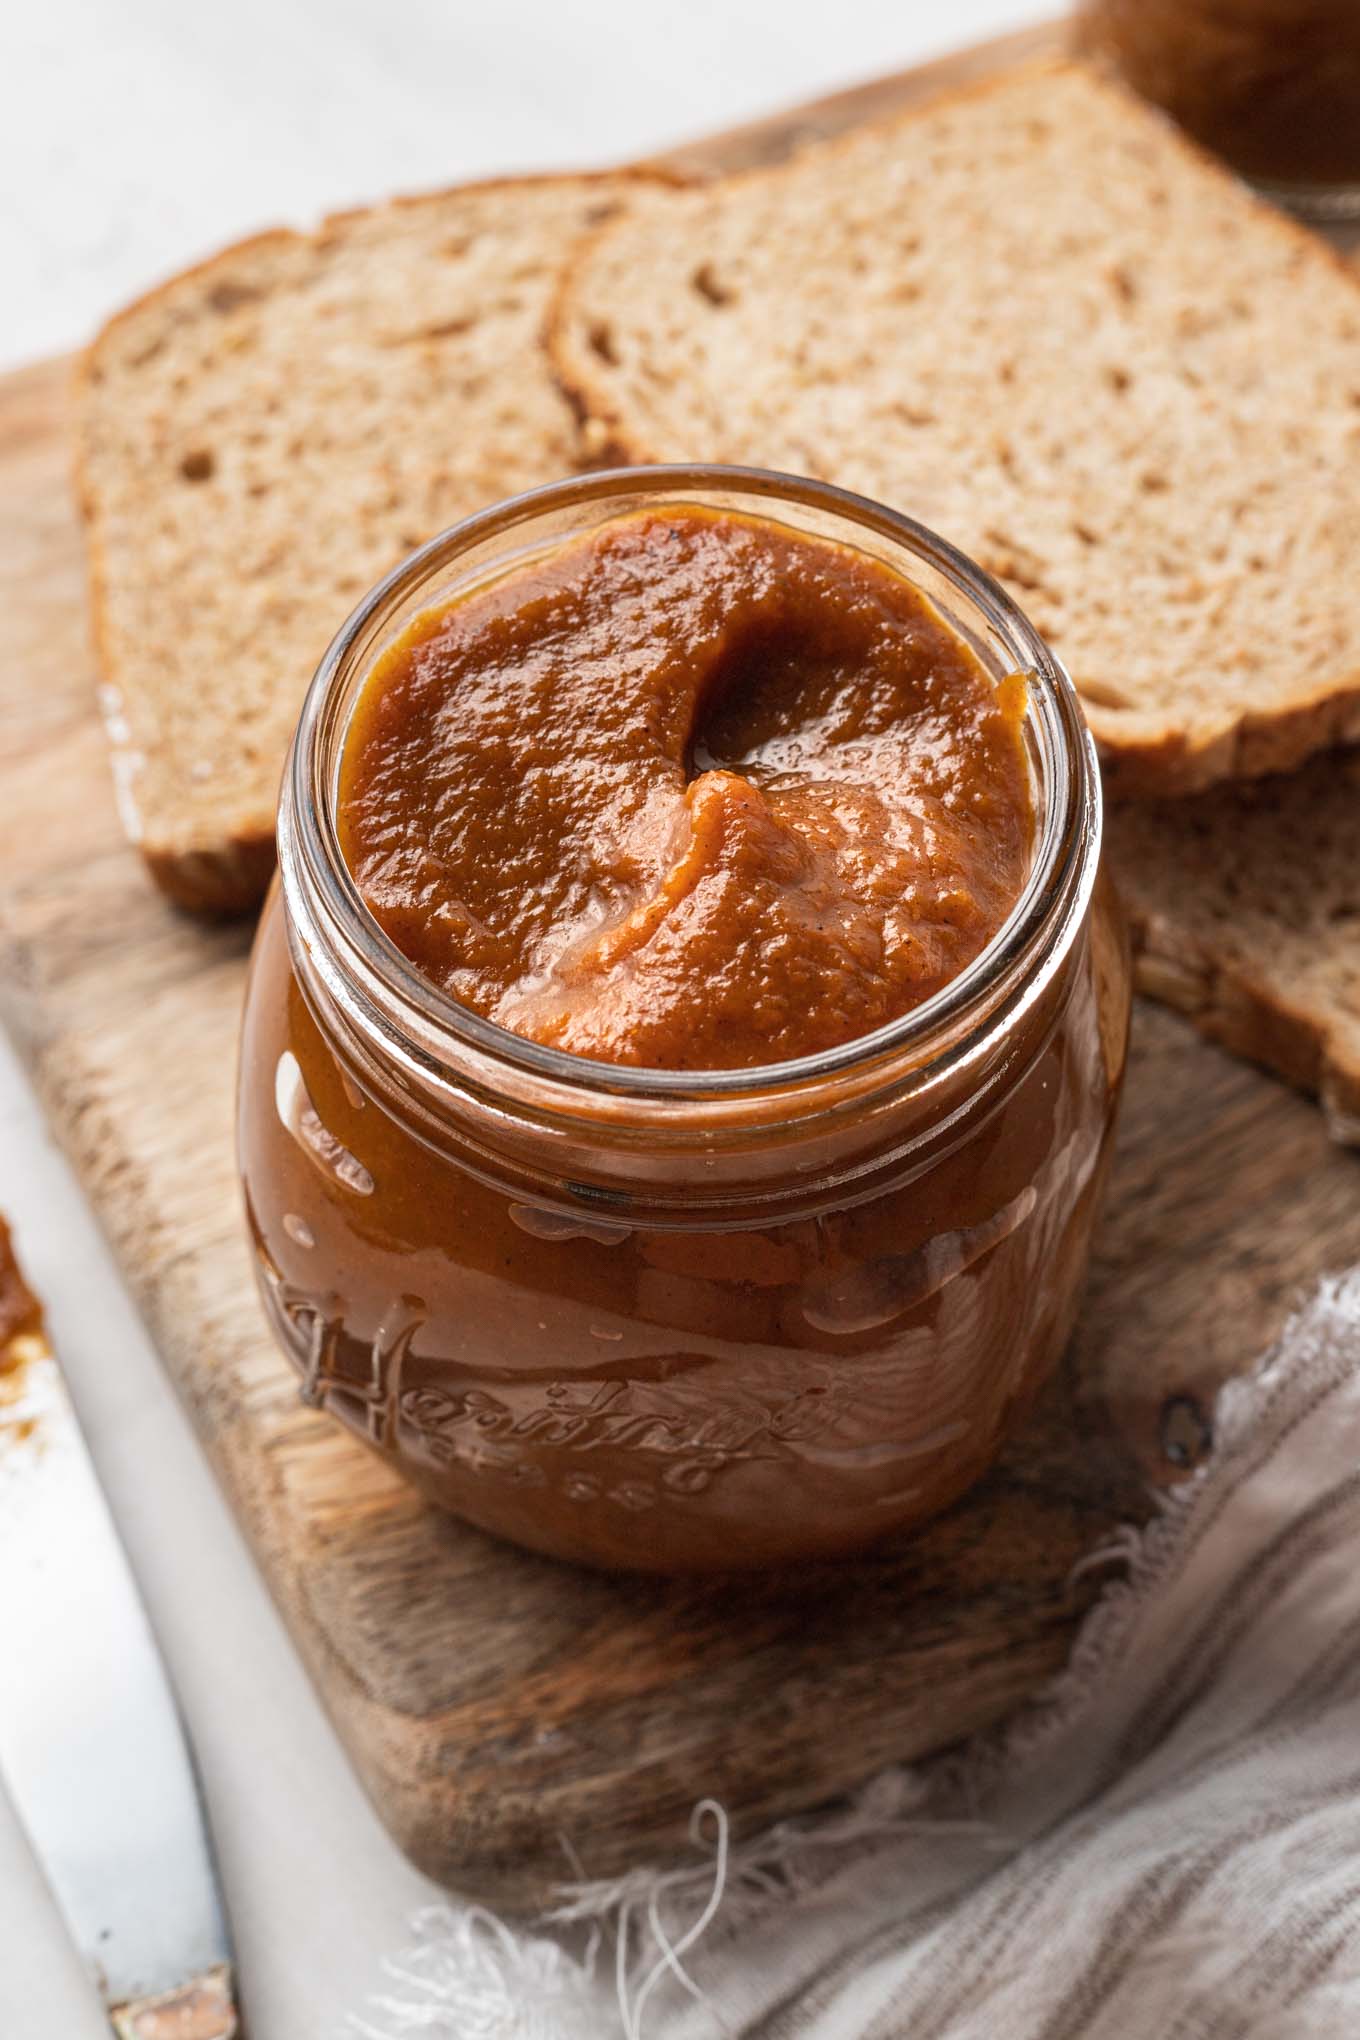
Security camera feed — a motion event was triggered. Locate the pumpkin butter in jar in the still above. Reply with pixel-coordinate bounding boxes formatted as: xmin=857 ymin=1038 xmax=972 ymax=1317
xmin=1075 ymin=0 xmax=1360 ymax=217
xmin=238 ymin=468 xmax=1130 ymax=1572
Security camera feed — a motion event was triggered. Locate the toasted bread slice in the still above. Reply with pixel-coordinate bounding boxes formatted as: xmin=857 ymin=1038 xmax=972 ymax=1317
xmin=78 ymin=173 xmax=657 ymax=914
xmin=1107 ymin=749 xmax=1360 ymax=1142
xmin=550 ymin=62 xmax=1360 ymax=797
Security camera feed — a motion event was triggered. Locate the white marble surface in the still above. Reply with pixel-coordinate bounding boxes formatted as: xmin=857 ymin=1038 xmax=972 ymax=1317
xmin=1 ymin=3 xmax=1041 ymax=2030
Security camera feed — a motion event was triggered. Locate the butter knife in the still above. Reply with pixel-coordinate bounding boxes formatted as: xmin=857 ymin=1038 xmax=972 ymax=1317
xmin=0 ymin=1305 xmax=238 ymax=2037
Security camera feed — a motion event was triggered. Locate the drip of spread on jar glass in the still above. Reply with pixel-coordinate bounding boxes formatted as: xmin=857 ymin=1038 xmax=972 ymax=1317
xmin=338 ymin=506 xmax=1034 ymax=1072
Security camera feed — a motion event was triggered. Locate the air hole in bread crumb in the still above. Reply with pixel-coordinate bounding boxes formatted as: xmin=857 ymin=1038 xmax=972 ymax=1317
xmin=388 ymin=315 xmax=476 ymax=345
xmin=208 ymin=281 xmax=262 ymax=314
xmin=179 ymin=448 xmax=215 ymax=482
xmin=1108 ymin=264 xmax=1139 ymax=305
xmin=1071 ymin=521 xmax=1099 ymax=548
xmin=1105 ymin=365 xmax=1132 ymax=395
xmin=981 ymin=530 xmax=1059 ymax=605
xmin=1139 ymin=470 xmax=1169 ymax=494
xmin=691 ymin=264 xmax=735 ymax=308
xmin=588 ymin=321 xmax=619 ymax=366
xmin=1077 ymin=678 xmax=1135 ymax=712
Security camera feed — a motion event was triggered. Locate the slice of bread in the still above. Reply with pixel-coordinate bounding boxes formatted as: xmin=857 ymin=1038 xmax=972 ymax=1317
xmin=78 ymin=173 xmax=657 ymax=914
xmin=1107 ymin=749 xmax=1360 ymax=1143
xmin=550 ymin=61 xmax=1360 ymax=798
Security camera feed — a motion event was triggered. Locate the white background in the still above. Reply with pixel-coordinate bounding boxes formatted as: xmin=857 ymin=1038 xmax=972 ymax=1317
xmin=0 ymin=4 xmax=1041 ymax=2033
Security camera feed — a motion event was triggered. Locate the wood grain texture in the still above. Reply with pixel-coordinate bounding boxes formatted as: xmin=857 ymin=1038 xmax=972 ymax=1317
xmin=2 ymin=35 xmax=1358 ymax=1907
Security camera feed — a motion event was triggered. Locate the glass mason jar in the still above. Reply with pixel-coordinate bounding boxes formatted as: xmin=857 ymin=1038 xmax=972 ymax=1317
xmin=237 ymin=467 xmax=1131 ymax=1573
xmin=1074 ymin=0 xmax=1360 ymax=220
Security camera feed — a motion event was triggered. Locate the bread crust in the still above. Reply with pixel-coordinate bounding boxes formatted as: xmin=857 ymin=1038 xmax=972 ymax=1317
xmin=76 ymin=168 xmax=677 ymax=917
xmin=1091 ymin=665 xmax=1360 ymax=798
xmin=1126 ymin=905 xmax=1360 ymax=1145
xmin=547 ymin=57 xmax=1360 ymax=802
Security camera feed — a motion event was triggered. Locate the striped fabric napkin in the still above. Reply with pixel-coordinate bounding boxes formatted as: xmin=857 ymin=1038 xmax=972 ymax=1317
xmin=355 ymin=1269 xmax=1360 ymax=2040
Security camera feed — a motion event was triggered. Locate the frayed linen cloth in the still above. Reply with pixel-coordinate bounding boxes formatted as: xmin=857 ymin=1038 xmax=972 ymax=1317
xmin=352 ymin=1270 xmax=1360 ymax=2040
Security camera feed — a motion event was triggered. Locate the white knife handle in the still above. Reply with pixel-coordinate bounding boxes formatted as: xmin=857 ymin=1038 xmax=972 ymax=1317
xmin=109 ymin=1963 xmax=237 ymax=2039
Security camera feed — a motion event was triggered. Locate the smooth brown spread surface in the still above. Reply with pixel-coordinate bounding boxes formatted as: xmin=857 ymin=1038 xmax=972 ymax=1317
xmin=339 ymin=507 xmax=1033 ymax=1071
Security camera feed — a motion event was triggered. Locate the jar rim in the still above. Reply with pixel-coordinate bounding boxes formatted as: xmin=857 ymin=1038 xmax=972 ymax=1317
xmin=282 ymin=463 xmax=1101 ymax=1112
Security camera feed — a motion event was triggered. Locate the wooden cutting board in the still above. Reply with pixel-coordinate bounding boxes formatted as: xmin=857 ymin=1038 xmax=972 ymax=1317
xmin=3 ymin=24 xmax=1359 ymax=1910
